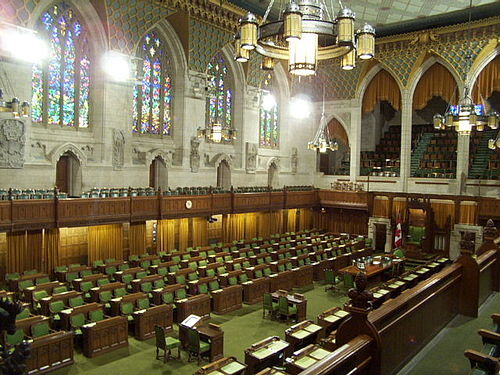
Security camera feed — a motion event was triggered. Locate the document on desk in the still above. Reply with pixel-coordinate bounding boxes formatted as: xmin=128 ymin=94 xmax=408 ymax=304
xmin=291 ymin=330 xmax=309 ymax=339
xmin=310 ymin=348 xmax=330 ymax=360
xmin=267 ymin=340 xmax=288 ymax=353
xmin=221 ymin=361 xmax=246 ymax=374
xmin=295 ymin=356 xmax=317 ymax=369
xmin=303 ymin=323 xmax=322 ymax=333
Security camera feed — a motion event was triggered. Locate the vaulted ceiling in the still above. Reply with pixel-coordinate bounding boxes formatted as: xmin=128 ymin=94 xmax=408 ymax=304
xmin=227 ymin=0 xmax=499 ymax=36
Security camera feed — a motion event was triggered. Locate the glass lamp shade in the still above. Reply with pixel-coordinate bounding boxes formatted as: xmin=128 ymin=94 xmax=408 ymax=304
xmin=488 ymin=139 xmax=496 ymax=150
xmin=234 ymin=39 xmax=250 ymax=62
xmin=488 ymin=112 xmax=498 ymax=129
xmin=341 ymin=49 xmax=356 ymax=70
xmin=261 ymin=57 xmax=275 ymax=70
xmin=288 ymin=33 xmax=318 ymax=76
xmin=357 ymin=24 xmax=375 ymax=59
xmin=457 ymin=117 xmax=472 ymax=134
xmin=433 ymin=114 xmax=443 ymax=129
xmin=337 ymin=8 xmax=355 ymax=45
xmin=240 ymin=13 xmax=258 ymax=50
xmin=211 ymin=123 xmax=223 ymax=143
xmin=284 ymin=3 xmax=302 ymax=41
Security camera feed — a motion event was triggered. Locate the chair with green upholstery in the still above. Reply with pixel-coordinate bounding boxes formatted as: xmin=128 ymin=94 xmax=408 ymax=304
xmin=162 ymin=292 xmax=174 ymax=304
xmin=262 ymin=293 xmax=278 ymax=318
xmin=36 ymin=276 xmax=50 ymax=285
xmin=155 ymin=325 xmax=181 ymax=362
xmin=16 ymin=308 xmax=30 ymax=320
xmin=154 ymin=279 xmax=165 ymax=290
xmin=239 ymin=274 xmax=248 ymax=283
xmin=121 ymin=274 xmax=133 ymax=286
xmin=31 ymin=322 xmax=50 ymax=338
xmin=105 ymin=266 xmax=117 ymax=278
xmin=18 ymin=280 xmax=34 ymax=292
xmin=175 ymin=288 xmax=187 ymax=300
xmin=89 ymin=309 xmax=104 ymax=322
xmin=129 ymin=255 xmax=139 ymax=262
xmin=121 ymin=302 xmax=135 ymax=322
xmin=70 ymin=313 xmax=86 ymax=336
xmin=169 ymin=265 xmax=180 ymax=273
xmin=187 ymin=328 xmax=210 ymax=365
xmin=393 ymin=248 xmax=405 ymax=258
xmin=198 ymin=283 xmax=209 ymax=294
xmin=233 ymin=263 xmax=242 ymax=271
xmin=407 ymin=226 xmax=426 ymax=247
xmin=69 ymin=296 xmax=84 ymax=308
xmin=52 ymin=286 xmax=67 ymax=295
xmin=114 ymin=287 xmax=127 ymax=298
xmin=228 ymin=276 xmax=238 ymax=286
xmin=33 ymin=290 xmax=49 ymax=310
xmin=99 ymin=290 xmax=113 ymax=309
xmin=49 ymin=300 xmax=65 ymax=322
xmin=157 ymin=267 xmax=168 ymax=278
xmin=24 ymin=269 xmax=38 ymax=275
xmin=80 ymin=269 xmax=92 ymax=278
xmin=324 ymin=269 xmax=339 ymax=292
xmin=206 ymin=269 xmax=215 ymax=278
xmin=97 ymin=278 xmax=110 ymax=287
xmin=80 ymin=281 xmax=93 ymax=299
xmin=5 ymin=272 xmax=20 ymax=281
xmin=93 ymin=260 xmax=104 ymax=268
xmin=278 ymin=296 xmax=297 ymax=321
xmin=137 ymin=298 xmax=150 ymax=310
xmin=187 ymin=273 xmax=198 ymax=282
xmin=343 ymin=272 xmax=354 ymax=289
xmin=7 ymin=329 xmax=25 ymax=346
xmin=175 ymin=275 xmax=186 ymax=285
xmin=140 ymin=260 xmax=151 ymax=269
xmin=136 ymin=271 xmax=148 ymax=279
xmin=208 ymin=280 xmax=220 ymax=292
xmin=119 ymin=263 xmax=130 ymax=271
xmin=65 ymin=272 xmax=78 ymax=283
xmin=141 ymin=282 xmax=153 ymax=297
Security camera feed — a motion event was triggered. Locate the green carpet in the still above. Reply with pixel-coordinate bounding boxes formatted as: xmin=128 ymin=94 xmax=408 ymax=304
xmin=51 ymin=283 xmax=349 ymax=375
xmin=401 ymin=292 xmax=500 ymax=375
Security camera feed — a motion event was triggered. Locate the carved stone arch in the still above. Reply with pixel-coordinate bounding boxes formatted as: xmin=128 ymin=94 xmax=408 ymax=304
xmin=468 ymin=41 xmax=499 ymax=88
xmin=29 ymin=0 xmax=108 ymax=52
xmin=267 ymin=157 xmax=280 ymax=170
xmin=50 ymin=143 xmax=87 ymax=166
xmin=325 ymin=114 xmax=350 ymax=144
xmin=146 ymin=149 xmax=172 ymax=169
xmin=356 ymin=63 xmax=404 ymax=101
xmin=407 ymin=53 xmax=464 ymax=100
xmin=212 ymin=153 xmax=233 ymax=168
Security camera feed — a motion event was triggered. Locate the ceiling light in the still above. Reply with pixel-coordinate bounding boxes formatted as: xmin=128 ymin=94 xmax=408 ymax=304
xmin=261 ymin=91 xmax=277 ymax=111
xmin=290 ymin=95 xmax=311 ymax=119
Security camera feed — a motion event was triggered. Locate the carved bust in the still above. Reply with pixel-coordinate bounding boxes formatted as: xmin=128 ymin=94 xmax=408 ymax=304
xmin=347 ymin=272 xmax=374 ymax=310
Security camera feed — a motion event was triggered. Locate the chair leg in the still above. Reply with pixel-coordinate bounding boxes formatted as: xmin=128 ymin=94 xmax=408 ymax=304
xmin=177 ymin=346 xmax=181 ymax=359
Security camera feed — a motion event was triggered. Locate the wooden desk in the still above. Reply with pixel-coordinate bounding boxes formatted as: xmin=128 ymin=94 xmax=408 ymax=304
xmin=114 ymin=267 xmax=143 ymax=282
xmin=271 ymin=292 xmax=307 ymax=322
xmin=195 ymin=357 xmax=246 ymax=375
xmin=72 ymin=273 xmax=108 ymax=290
xmin=109 ymin=292 xmax=147 ymax=316
xmin=285 ymin=344 xmax=332 ymax=375
xmin=179 ymin=316 xmax=224 ymax=362
xmin=339 ymin=258 xmax=400 ymax=281
xmin=254 ymin=368 xmax=288 ymax=375
xmin=10 ymin=273 xmax=49 ymax=293
xmin=285 ymin=320 xmax=324 ymax=351
xmin=39 ymin=291 xmax=82 ymax=317
xmin=89 ymin=282 xmax=125 ymax=302
xmin=27 ymin=331 xmax=74 ymax=375
xmin=60 ymin=303 xmax=103 ymax=331
xmin=188 ymin=276 xmax=217 ymax=295
xmin=269 ymin=271 xmax=295 ymax=292
xmin=23 ymin=281 xmax=65 ymax=304
xmin=133 ymin=304 xmax=173 ymax=340
xmin=316 ymin=307 xmax=350 ymax=335
xmin=175 ymin=294 xmax=211 ymax=322
xmin=292 ymin=265 xmax=314 ymax=288
xmin=82 ymin=316 xmax=128 ymax=357
xmin=95 ymin=260 xmax=127 ymax=274
xmin=211 ymin=285 xmax=243 ymax=314
xmin=243 ymin=278 xmax=270 ymax=304
xmin=55 ymin=266 xmax=92 ymax=282
xmin=244 ymin=336 xmax=291 ymax=375
xmin=151 ymin=284 xmax=185 ymax=305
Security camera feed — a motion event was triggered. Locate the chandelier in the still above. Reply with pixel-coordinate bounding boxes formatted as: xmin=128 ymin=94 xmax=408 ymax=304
xmin=235 ymin=0 xmax=375 ymax=76
xmin=197 ymin=124 xmax=237 ymax=143
xmin=488 ymin=132 xmax=500 ymax=150
xmin=308 ymin=95 xmax=338 ymax=152
xmin=432 ymin=0 xmax=499 ymax=135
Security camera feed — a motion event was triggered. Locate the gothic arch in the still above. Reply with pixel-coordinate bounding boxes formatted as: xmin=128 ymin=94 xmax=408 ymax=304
xmin=211 ymin=153 xmax=233 ymax=168
xmin=324 ymin=115 xmax=350 ymax=146
xmin=468 ymin=42 xmax=499 ymax=89
xmin=266 ymin=157 xmax=280 ymax=170
xmin=146 ymin=149 xmax=172 ymax=169
xmin=50 ymin=143 xmax=87 ymax=166
xmin=356 ymin=64 xmax=404 ymax=102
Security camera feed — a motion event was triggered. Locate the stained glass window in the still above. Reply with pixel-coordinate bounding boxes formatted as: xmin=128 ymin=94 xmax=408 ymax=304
xmin=31 ymin=2 xmax=90 ymax=128
xmin=206 ymin=52 xmax=234 ymax=143
xmin=259 ymin=73 xmax=279 ymax=148
xmin=133 ymin=30 xmax=173 ymax=135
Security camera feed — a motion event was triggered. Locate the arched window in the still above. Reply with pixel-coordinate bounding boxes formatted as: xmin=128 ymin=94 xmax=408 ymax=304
xmin=260 ymin=72 xmax=279 ymax=148
xmin=133 ymin=30 xmax=173 ymax=135
xmin=206 ymin=52 xmax=234 ymax=143
xmin=31 ymin=2 xmax=90 ymax=128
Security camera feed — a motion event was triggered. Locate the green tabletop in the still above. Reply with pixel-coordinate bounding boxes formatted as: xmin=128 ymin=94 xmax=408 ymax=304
xmin=303 ymin=323 xmax=322 ymax=333
xmin=295 ymin=356 xmax=317 ymax=369
xmin=221 ymin=361 xmax=246 ymax=375
xmin=291 ymin=330 xmax=310 ymax=339
xmin=334 ymin=310 xmax=349 ymax=318
xmin=310 ymin=348 xmax=330 ymax=360
xmin=324 ymin=315 xmax=340 ymax=323
xmin=268 ymin=340 xmax=288 ymax=353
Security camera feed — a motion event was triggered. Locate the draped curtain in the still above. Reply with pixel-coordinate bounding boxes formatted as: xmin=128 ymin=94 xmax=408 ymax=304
xmin=192 ymin=217 xmax=208 ymax=248
xmin=222 ymin=214 xmax=245 ymax=243
xmin=178 ymin=218 xmax=189 ymax=250
xmin=158 ymin=219 xmax=176 ymax=252
xmin=129 ymin=222 xmax=146 ymax=256
xmin=298 ymin=208 xmax=313 ymax=231
xmin=392 ymin=199 xmax=408 ymax=222
xmin=459 ymin=202 xmax=478 ymax=225
xmin=287 ymin=209 xmax=297 ymax=232
xmin=472 ymin=56 xmax=499 ymax=103
xmin=88 ymin=224 xmax=124 ymax=262
xmin=7 ymin=230 xmax=43 ymax=273
xmin=244 ymin=213 xmax=257 ymax=240
xmin=430 ymin=201 xmax=455 ymax=229
xmin=42 ymin=228 xmax=60 ymax=273
xmin=413 ymin=63 xmax=458 ymax=110
xmin=362 ymin=70 xmax=401 ymax=113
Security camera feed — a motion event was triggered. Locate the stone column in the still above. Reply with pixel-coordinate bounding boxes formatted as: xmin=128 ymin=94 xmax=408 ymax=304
xmin=399 ymin=89 xmax=412 ymax=192
xmin=350 ymin=102 xmax=362 ymax=180
xmin=456 ymin=133 xmax=470 ymax=194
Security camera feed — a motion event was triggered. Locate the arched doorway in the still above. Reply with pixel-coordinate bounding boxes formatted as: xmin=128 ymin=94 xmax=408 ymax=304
xmin=268 ymin=162 xmax=279 ymax=188
xmin=149 ymin=156 xmax=168 ymax=190
xmin=319 ymin=118 xmax=350 ymax=175
xmin=217 ymin=160 xmax=231 ymax=190
xmin=56 ymin=152 xmax=82 ymax=196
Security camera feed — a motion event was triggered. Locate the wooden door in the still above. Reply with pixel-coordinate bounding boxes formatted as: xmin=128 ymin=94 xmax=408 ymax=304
xmin=375 ymin=223 xmax=386 ymax=252
xmin=56 ymin=156 xmax=69 ymax=193
xmin=149 ymin=160 xmax=156 ymax=188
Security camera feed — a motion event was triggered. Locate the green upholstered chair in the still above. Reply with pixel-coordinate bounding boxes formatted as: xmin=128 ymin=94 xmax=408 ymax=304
xmin=16 ymin=308 xmax=30 ymax=320
xmin=36 ymin=276 xmax=50 ymax=285
xmin=140 ymin=260 xmax=151 ymax=269
xmin=157 ymin=267 xmax=168 ymax=278
xmin=24 ymin=269 xmax=38 ymax=275
xmin=141 ymin=282 xmax=153 ymax=297
xmin=176 ymin=275 xmax=186 ymax=285
xmin=31 ymin=322 xmax=50 ymax=338
xmin=136 ymin=297 xmax=149 ymax=310
xmin=65 ymin=272 xmax=78 ymax=283
xmin=70 ymin=313 xmax=85 ymax=336
xmin=206 ymin=269 xmax=215 ymax=278
xmin=162 ymin=292 xmax=174 ymax=304
xmin=187 ymin=273 xmax=198 ymax=281
xmin=407 ymin=226 xmax=425 ymax=247
xmin=208 ymin=280 xmax=220 ymax=292
xmin=233 ymin=263 xmax=242 ymax=271
xmin=33 ymin=290 xmax=49 ymax=310
xmin=136 ymin=271 xmax=147 ymax=279
xmin=7 ymin=329 xmax=25 ymax=346
xmin=155 ymin=325 xmax=181 ymax=362
xmin=278 ymin=296 xmax=297 ymax=321
xmin=69 ymin=296 xmax=84 ymax=308
xmin=18 ymin=280 xmax=34 ymax=291
xmin=175 ymin=288 xmax=187 ymax=300
xmin=119 ymin=263 xmax=130 ymax=271
xmin=114 ymin=287 xmax=127 ymax=298
xmin=187 ymin=328 xmax=210 ymax=365
xmin=99 ymin=290 xmax=113 ymax=308
xmin=239 ymin=274 xmax=248 ymax=283
xmin=97 ymin=278 xmax=110 ymax=287
xmin=169 ymin=265 xmax=180 ymax=273
xmin=52 ymin=286 xmax=67 ymax=295
xmin=80 ymin=281 xmax=93 ymax=299
xmin=154 ymin=279 xmax=165 ymax=289
xmin=262 ymin=293 xmax=278 ymax=318
xmin=49 ymin=300 xmax=65 ymax=322
xmin=198 ymin=283 xmax=209 ymax=294
xmin=393 ymin=249 xmax=405 ymax=258
xmin=324 ymin=269 xmax=339 ymax=292
xmin=80 ymin=269 xmax=92 ymax=278
xmin=343 ymin=273 xmax=354 ymax=289
xmin=121 ymin=274 xmax=133 ymax=286
xmin=105 ymin=258 xmax=116 ymax=264
xmin=93 ymin=260 xmax=104 ymax=268
xmin=228 ymin=276 xmax=238 ymax=286
xmin=89 ymin=309 xmax=104 ymax=322
xmin=121 ymin=302 xmax=135 ymax=322
xmin=5 ymin=272 xmax=20 ymax=281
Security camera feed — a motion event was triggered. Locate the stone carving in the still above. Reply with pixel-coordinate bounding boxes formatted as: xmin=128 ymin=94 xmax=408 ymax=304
xmin=246 ymin=142 xmax=257 ymax=173
xmin=483 ymin=219 xmax=498 ymax=241
xmin=410 ymin=30 xmax=438 ymax=45
xmin=459 ymin=232 xmax=476 ymax=254
xmin=30 ymin=142 xmax=48 ymax=161
xmin=291 ymin=147 xmax=298 ymax=174
xmin=190 ymin=136 xmax=201 ymax=173
xmin=112 ymin=129 xmax=125 ymax=169
xmin=347 ymin=272 xmax=374 ymax=310
xmin=81 ymin=145 xmax=94 ymax=161
xmin=0 ymin=119 xmax=25 ymax=168
xmin=132 ymin=147 xmax=146 ymax=165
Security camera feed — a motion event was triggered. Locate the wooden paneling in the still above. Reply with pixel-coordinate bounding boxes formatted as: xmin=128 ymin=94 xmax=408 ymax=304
xmin=233 ymin=193 xmax=270 ymax=213
xmin=0 ymin=232 xmax=6 ymax=279
xmin=286 ymin=191 xmax=318 ymax=209
xmin=318 ymin=191 xmax=369 ymax=211
xmin=58 ymin=198 xmax=131 ymax=227
xmin=0 ymin=201 xmax=11 ymax=231
xmin=131 ymin=196 xmax=159 ymax=222
xmin=11 ymin=200 xmax=55 ymax=231
xmin=270 ymin=192 xmax=285 ymax=210
xmin=60 ymin=227 xmax=88 ymax=265
xmin=212 ymin=193 xmax=232 ymax=214
xmin=478 ymin=197 xmax=500 ymax=219
xmin=161 ymin=195 xmax=212 ymax=218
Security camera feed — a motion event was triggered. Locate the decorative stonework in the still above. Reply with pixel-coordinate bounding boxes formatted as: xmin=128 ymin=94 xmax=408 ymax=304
xmin=291 ymin=147 xmax=298 ymax=175
xmin=190 ymin=136 xmax=201 ymax=173
xmin=0 ymin=0 xmax=39 ymax=26
xmin=0 ymin=119 xmax=25 ymax=169
xmin=112 ymin=129 xmax=125 ymax=169
xmin=30 ymin=141 xmax=47 ymax=161
xmin=132 ymin=147 xmax=146 ymax=165
xmin=247 ymin=55 xmax=265 ymax=88
xmin=246 ymin=142 xmax=257 ymax=174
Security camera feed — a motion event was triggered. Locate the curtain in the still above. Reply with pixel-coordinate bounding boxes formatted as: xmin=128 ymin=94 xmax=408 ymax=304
xmin=192 ymin=217 xmax=208 ymax=248
xmin=158 ymin=219 xmax=176 ymax=252
xmin=7 ymin=231 xmax=43 ymax=273
xmin=129 ymin=222 xmax=146 ymax=256
xmin=178 ymin=218 xmax=189 ymax=250
xmin=298 ymin=208 xmax=313 ymax=231
xmin=287 ymin=209 xmax=297 ymax=232
xmin=431 ymin=201 xmax=455 ymax=229
xmin=413 ymin=63 xmax=458 ymax=110
xmin=327 ymin=118 xmax=349 ymax=146
xmin=257 ymin=212 xmax=271 ymax=239
xmin=222 ymin=214 xmax=246 ymax=243
xmin=373 ymin=197 xmax=390 ymax=218
xmin=244 ymin=213 xmax=257 ymax=240
xmin=88 ymin=224 xmax=124 ymax=263
xmin=269 ymin=210 xmax=284 ymax=235
xmin=472 ymin=56 xmax=499 ymax=103
xmin=362 ymin=70 xmax=401 ymax=113
xmin=313 ymin=209 xmax=368 ymax=235
xmin=459 ymin=202 xmax=478 ymax=225
xmin=42 ymin=228 xmax=60 ymax=274
xmin=392 ymin=199 xmax=408 ymax=222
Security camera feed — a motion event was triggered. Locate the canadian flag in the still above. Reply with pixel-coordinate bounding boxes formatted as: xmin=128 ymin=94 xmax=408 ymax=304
xmin=394 ymin=216 xmax=402 ymax=248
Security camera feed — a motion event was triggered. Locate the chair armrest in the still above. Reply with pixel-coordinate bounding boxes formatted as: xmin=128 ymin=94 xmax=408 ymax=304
xmin=491 ymin=313 xmax=500 ymax=326
xmin=479 ymin=329 xmax=500 ymax=345
xmin=464 ymin=349 xmax=499 ymax=374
